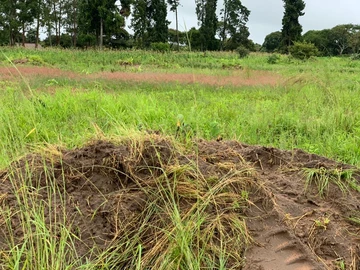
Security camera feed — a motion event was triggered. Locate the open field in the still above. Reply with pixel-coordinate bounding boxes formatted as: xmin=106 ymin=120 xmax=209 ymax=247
xmin=0 ymin=48 xmax=359 ymax=269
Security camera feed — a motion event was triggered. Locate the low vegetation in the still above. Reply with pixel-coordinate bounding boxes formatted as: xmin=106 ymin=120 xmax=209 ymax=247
xmin=0 ymin=48 xmax=359 ymax=269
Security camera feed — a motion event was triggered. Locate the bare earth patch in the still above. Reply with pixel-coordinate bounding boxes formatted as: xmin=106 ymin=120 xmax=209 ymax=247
xmin=0 ymin=135 xmax=359 ymax=269
xmin=0 ymin=66 xmax=282 ymax=87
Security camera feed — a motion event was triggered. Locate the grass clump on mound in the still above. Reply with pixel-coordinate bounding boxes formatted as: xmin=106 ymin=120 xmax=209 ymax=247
xmin=0 ymin=134 xmax=258 ymax=269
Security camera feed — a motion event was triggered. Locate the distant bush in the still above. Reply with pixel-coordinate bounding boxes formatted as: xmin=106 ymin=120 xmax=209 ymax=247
xmin=267 ymin=54 xmax=281 ymax=64
xmin=350 ymin=53 xmax=360 ymax=60
xmin=236 ymin=45 xmax=250 ymax=58
xmin=150 ymin=42 xmax=170 ymax=53
xmin=28 ymin=55 xmax=46 ymax=65
xmin=289 ymin=42 xmax=318 ymax=60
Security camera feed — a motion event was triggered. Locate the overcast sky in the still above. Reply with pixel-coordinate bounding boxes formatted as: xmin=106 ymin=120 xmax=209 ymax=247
xmin=163 ymin=0 xmax=360 ymax=44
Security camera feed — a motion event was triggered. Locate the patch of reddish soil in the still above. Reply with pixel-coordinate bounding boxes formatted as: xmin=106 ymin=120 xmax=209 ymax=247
xmin=0 ymin=66 xmax=282 ymax=87
xmin=0 ymin=136 xmax=359 ymax=269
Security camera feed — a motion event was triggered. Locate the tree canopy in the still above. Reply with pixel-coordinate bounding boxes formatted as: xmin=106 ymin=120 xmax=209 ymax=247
xmin=1 ymin=0 xmax=358 ymax=56
xmin=280 ymin=0 xmax=305 ymax=51
xmin=219 ymin=0 xmax=251 ymax=50
xmin=0 ymin=0 xmax=254 ymax=51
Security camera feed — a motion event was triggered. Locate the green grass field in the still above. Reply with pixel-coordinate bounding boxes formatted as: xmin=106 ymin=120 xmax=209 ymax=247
xmin=0 ymin=47 xmax=360 ymax=269
xmin=1 ymin=48 xmax=360 ymax=168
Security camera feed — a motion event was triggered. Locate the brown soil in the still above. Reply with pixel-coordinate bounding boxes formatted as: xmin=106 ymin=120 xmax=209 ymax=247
xmin=0 ymin=135 xmax=359 ymax=269
xmin=0 ymin=66 xmax=281 ymax=87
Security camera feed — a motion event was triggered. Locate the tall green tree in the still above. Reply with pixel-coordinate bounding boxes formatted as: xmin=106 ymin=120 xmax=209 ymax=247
xmin=18 ymin=0 xmax=38 ymax=46
xmin=131 ymin=0 xmax=169 ymax=47
xmin=303 ymin=29 xmax=331 ymax=55
xmin=219 ymin=0 xmax=250 ymax=50
xmin=167 ymin=0 xmax=180 ymax=48
xmin=131 ymin=0 xmax=148 ymax=47
xmin=195 ymin=0 xmax=218 ymax=51
xmin=329 ymin=24 xmax=360 ymax=55
xmin=281 ymin=0 xmax=305 ymax=50
xmin=148 ymin=0 xmax=169 ymax=43
xmin=34 ymin=0 xmax=46 ymax=48
xmin=63 ymin=0 xmax=79 ymax=46
xmin=0 ymin=0 xmax=20 ymax=45
xmin=262 ymin=31 xmax=282 ymax=52
xmin=79 ymin=0 xmax=125 ymax=49
xmin=0 ymin=0 xmax=39 ymax=45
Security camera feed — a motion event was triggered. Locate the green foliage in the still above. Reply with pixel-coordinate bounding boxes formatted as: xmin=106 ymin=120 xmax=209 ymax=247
xmin=187 ymin=27 xmax=203 ymax=51
xmin=303 ymin=24 xmax=360 ymax=56
xmin=281 ymin=0 xmax=306 ymax=50
xmin=27 ymin=55 xmax=46 ymax=65
xmin=303 ymin=167 xmax=357 ymax=197
xmin=76 ymin=33 xmax=97 ymax=48
xmin=168 ymin=29 xmax=187 ymax=47
xmin=150 ymin=42 xmax=170 ymax=52
xmin=131 ymin=0 xmax=169 ymax=48
xmin=150 ymin=0 xmax=170 ymax=43
xmin=303 ymin=29 xmax=332 ymax=56
xmin=350 ymin=53 xmax=360 ymax=60
xmin=196 ymin=0 xmax=219 ymax=51
xmin=0 ymin=0 xmax=38 ymax=45
xmin=328 ymin=24 xmax=360 ymax=55
xmin=2 ymin=49 xmax=360 ymax=167
xmin=289 ymin=41 xmax=318 ymax=60
xmin=236 ymin=45 xmax=250 ymax=58
xmin=267 ymin=54 xmax=281 ymax=64
xmin=262 ymin=31 xmax=282 ymax=52
xmin=78 ymin=0 xmax=126 ymax=48
xmin=219 ymin=0 xmax=251 ymax=50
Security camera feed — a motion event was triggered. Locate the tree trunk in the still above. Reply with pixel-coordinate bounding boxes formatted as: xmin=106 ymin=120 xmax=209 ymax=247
xmin=73 ymin=0 xmax=78 ymax=47
xmin=100 ymin=17 xmax=103 ymax=50
xmin=36 ymin=17 xmax=40 ymax=49
xmin=48 ymin=24 xmax=52 ymax=46
xmin=9 ymin=27 xmax=13 ymax=46
xmin=221 ymin=1 xmax=227 ymax=51
xmin=57 ymin=1 xmax=62 ymax=46
xmin=53 ymin=2 xmax=58 ymax=46
xmin=9 ymin=7 xmax=15 ymax=46
xmin=22 ymin=23 xmax=25 ymax=47
xmin=175 ymin=7 xmax=179 ymax=50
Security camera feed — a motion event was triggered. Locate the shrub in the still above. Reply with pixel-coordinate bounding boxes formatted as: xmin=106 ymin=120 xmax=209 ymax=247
xmin=289 ymin=41 xmax=318 ymax=60
xmin=236 ymin=45 xmax=250 ymax=58
xmin=350 ymin=53 xmax=360 ymax=60
xmin=150 ymin=42 xmax=170 ymax=53
xmin=28 ymin=55 xmax=46 ymax=65
xmin=267 ymin=54 xmax=281 ymax=64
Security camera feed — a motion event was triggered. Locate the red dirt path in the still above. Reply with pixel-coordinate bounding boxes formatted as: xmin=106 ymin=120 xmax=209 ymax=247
xmin=0 ymin=66 xmax=282 ymax=87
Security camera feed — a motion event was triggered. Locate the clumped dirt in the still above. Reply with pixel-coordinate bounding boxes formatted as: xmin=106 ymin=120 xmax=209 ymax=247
xmin=0 ymin=66 xmax=281 ymax=87
xmin=0 ymin=135 xmax=359 ymax=269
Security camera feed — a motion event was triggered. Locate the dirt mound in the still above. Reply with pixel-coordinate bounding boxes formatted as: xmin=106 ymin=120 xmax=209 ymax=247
xmin=0 ymin=136 xmax=359 ymax=269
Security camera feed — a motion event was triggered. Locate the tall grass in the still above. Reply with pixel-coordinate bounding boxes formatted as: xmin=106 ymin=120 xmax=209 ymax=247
xmin=2 ymin=46 xmax=360 ymax=76
xmin=1 ymin=74 xmax=360 ymax=168
xmin=1 ymin=158 xmax=81 ymax=269
xmin=1 ymin=48 xmax=360 ymax=268
xmin=0 ymin=135 xmax=253 ymax=269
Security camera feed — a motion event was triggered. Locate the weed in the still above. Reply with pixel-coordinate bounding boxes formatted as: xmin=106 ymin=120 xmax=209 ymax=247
xmin=303 ymin=167 xmax=356 ymax=197
xmin=348 ymin=216 xmax=360 ymax=226
xmin=267 ymin=54 xmax=280 ymax=64
xmin=314 ymin=216 xmax=331 ymax=230
xmin=335 ymin=259 xmax=346 ymax=270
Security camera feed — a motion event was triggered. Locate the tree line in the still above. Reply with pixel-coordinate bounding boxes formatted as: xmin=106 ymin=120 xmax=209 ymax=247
xmin=263 ymin=24 xmax=360 ymax=56
xmin=0 ymin=0 xmax=253 ymax=50
xmin=263 ymin=0 xmax=360 ymax=56
xmin=0 ymin=0 xmax=358 ymax=56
